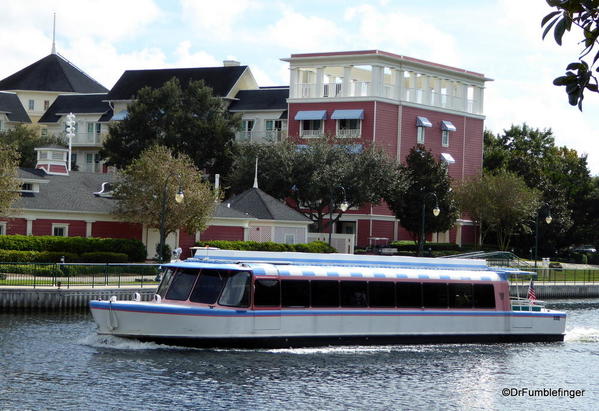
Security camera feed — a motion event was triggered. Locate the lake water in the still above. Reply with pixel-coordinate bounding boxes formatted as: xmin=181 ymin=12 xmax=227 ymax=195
xmin=1 ymin=299 xmax=598 ymax=410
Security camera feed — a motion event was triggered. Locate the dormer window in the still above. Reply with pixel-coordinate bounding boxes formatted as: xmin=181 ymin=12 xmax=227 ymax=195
xmin=21 ymin=183 xmax=33 ymax=191
xmin=416 ymin=116 xmax=432 ymax=144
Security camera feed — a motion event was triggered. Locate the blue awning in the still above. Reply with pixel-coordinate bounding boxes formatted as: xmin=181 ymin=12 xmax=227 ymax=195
xmin=416 ymin=116 xmax=432 ymax=127
xmin=294 ymin=110 xmax=327 ymax=121
xmin=441 ymin=120 xmax=456 ymax=131
xmin=331 ymin=109 xmax=364 ymax=120
xmin=440 ymin=153 xmax=456 ymax=164
xmin=111 ymin=110 xmax=128 ymax=121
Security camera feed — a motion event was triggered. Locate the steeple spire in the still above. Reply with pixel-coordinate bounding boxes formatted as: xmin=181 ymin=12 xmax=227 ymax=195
xmin=253 ymin=157 xmax=259 ymax=189
xmin=51 ymin=13 xmax=56 ymax=54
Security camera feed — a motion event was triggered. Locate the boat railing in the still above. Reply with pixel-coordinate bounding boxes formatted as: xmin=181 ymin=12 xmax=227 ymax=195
xmin=510 ymin=297 xmax=545 ymax=312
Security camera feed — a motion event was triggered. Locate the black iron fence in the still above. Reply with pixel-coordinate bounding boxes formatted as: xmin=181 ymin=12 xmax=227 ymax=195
xmin=0 ymin=262 xmax=161 ymax=288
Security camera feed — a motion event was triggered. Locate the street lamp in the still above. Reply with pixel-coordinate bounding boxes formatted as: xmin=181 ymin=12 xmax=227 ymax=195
xmin=157 ymin=175 xmax=184 ymax=262
xmin=419 ymin=192 xmax=440 ymax=257
xmin=328 ymin=186 xmax=349 ymax=246
xmin=534 ymin=204 xmax=552 ymax=268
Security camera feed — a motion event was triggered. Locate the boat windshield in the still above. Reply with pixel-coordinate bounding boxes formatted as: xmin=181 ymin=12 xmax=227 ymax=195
xmin=218 ymin=271 xmax=251 ymax=307
xmin=156 ymin=268 xmax=175 ymax=298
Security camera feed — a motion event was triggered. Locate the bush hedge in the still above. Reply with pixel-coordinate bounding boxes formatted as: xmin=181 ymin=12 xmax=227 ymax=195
xmin=0 ymin=235 xmax=146 ymax=262
xmin=195 ymin=240 xmax=336 ymax=253
xmin=0 ymin=249 xmax=131 ymax=263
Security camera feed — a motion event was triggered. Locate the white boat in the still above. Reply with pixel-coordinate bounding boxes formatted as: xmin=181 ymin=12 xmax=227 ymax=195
xmin=89 ymin=249 xmax=566 ymax=347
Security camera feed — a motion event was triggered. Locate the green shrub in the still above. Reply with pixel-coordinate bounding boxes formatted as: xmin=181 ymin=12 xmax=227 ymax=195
xmin=34 ymin=251 xmax=79 ymax=263
xmin=0 ymin=235 xmax=146 ymax=262
xmin=0 ymin=250 xmax=40 ymax=262
xmin=79 ymin=252 xmax=129 ymax=263
xmin=195 ymin=240 xmax=336 ymax=253
xmin=0 ymin=263 xmax=63 ymax=277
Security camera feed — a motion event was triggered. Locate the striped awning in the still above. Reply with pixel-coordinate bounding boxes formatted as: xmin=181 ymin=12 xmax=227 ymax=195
xmin=441 ymin=120 xmax=456 ymax=131
xmin=294 ymin=110 xmax=327 ymax=121
xmin=416 ymin=116 xmax=432 ymax=127
xmin=331 ymin=109 xmax=364 ymax=120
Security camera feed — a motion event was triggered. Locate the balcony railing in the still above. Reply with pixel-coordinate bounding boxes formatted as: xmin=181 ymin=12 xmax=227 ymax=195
xmin=300 ymin=129 xmax=324 ymax=138
xmin=236 ymin=130 xmax=288 ymax=143
xmin=293 ymin=82 xmax=482 ymax=115
xmin=62 ymin=132 xmax=105 ymax=146
xmin=336 ymin=129 xmax=361 ymax=138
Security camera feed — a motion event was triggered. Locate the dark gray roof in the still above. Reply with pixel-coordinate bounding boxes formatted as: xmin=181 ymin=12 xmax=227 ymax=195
xmin=228 ymin=87 xmax=289 ymax=111
xmin=16 ymin=168 xmax=116 ymax=213
xmin=226 ymin=188 xmax=310 ymax=222
xmin=106 ymin=66 xmax=248 ymax=100
xmin=0 ymin=54 xmax=108 ymax=93
xmin=38 ymin=94 xmax=111 ymax=123
xmin=213 ymin=203 xmax=256 ymax=219
xmin=0 ymin=92 xmax=31 ymax=123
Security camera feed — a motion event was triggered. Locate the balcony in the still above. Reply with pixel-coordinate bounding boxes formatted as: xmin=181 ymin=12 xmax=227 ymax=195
xmin=62 ymin=132 xmax=105 ymax=147
xmin=336 ymin=129 xmax=361 ymax=138
xmin=236 ymin=130 xmax=288 ymax=143
xmin=300 ymin=129 xmax=323 ymax=138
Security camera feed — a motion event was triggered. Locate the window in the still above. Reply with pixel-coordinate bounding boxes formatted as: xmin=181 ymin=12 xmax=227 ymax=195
xmin=284 ymin=234 xmax=295 ymax=244
xmin=43 ymin=100 xmax=50 ymax=111
xmin=311 ymin=280 xmax=339 ymax=307
xmin=340 ymin=281 xmax=368 ymax=307
xmin=369 ymin=282 xmax=395 ymax=307
xmin=41 ymin=128 xmax=48 ymax=137
xmin=265 ymin=119 xmax=286 ymax=141
xmin=156 ymin=268 xmax=175 ymax=298
xmin=300 ymin=120 xmax=323 ymax=138
xmin=189 ymin=270 xmax=227 ymax=304
xmin=254 ymin=279 xmax=281 ymax=307
xmin=28 ymin=100 xmax=34 ymax=110
xmin=21 ymin=183 xmax=33 ymax=192
xmin=86 ymin=153 xmax=99 ymax=164
xmin=51 ymin=224 xmax=68 ymax=237
xmin=423 ymin=283 xmax=448 ymax=308
xmin=473 ymin=284 xmax=496 ymax=308
xmin=218 ymin=271 xmax=251 ymax=307
xmin=239 ymin=119 xmax=255 ymax=141
xmin=281 ymin=280 xmax=310 ymax=307
xmin=449 ymin=283 xmax=473 ymax=308
xmin=337 ymin=119 xmax=361 ymax=138
xmin=442 ymin=130 xmax=449 ymax=147
xmin=397 ymin=282 xmax=422 ymax=307
xmin=0 ymin=222 xmax=6 ymax=235
xmin=165 ymin=270 xmax=198 ymax=301
xmin=417 ymin=126 xmax=426 ymax=144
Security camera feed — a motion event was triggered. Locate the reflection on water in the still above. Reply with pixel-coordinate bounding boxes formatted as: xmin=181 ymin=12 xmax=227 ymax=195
xmin=1 ymin=300 xmax=598 ymax=410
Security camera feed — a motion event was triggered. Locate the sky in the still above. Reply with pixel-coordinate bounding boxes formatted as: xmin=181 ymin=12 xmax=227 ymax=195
xmin=1 ymin=0 xmax=598 ymax=174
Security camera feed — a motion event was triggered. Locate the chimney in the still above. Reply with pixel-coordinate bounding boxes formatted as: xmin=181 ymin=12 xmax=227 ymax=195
xmin=223 ymin=60 xmax=240 ymax=67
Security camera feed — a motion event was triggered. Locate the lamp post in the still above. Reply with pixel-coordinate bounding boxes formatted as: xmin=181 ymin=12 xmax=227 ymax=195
xmin=419 ymin=192 xmax=440 ymax=257
xmin=65 ymin=112 xmax=76 ymax=171
xmin=157 ymin=175 xmax=184 ymax=262
xmin=534 ymin=204 xmax=552 ymax=268
xmin=328 ymin=186 xmax=349 ymax=246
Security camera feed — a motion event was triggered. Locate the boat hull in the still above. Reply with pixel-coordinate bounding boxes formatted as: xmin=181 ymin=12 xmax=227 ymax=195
xmin=89 ymin=300 xmax=566 ymax=348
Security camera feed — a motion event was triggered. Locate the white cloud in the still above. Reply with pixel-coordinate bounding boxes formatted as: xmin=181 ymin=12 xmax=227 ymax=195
xmin=173 ymin=41 xmax=221 ymax=67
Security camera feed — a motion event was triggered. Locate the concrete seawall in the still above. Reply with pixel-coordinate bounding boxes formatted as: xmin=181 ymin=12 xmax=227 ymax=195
xmin=0 ymin=287 xmax=157 ymax=311
xmin=510 ymin=284 xmax=599 ymax=299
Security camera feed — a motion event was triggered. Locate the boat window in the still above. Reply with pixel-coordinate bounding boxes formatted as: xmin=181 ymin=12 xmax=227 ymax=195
xmin=281 ymin=280 xmax=310 ymax=307
xmin=254 ymin=279 xmax=281 ymax=307
xmin=473 ymin=284 xmax=496 ymax=308
xmin=311 ymin=280 xmax=339 ymax=307
xmin=423 ymin=283 xmax=449 ymax=308
xmin=189 ymin=270 xmax=227 ymax=304
xmin=156 ymin=268 xmax=175 ymax=298
xmin=340 ymin=281 xmax=368 ymax=307
xmin=397 ymin=282 xmax=422 ymax=307
xmin=218 ymin=271 xmax=251 ymax=307
xmin=165 ymin=269 xmax=199 ymax=301
xmin=369 ymin=281 xmax=395 ymax=307
xmin=449 ymin=283 xmax=474 ymax=308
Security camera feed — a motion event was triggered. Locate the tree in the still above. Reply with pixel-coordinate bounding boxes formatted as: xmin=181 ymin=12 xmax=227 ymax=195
xmin=483 ymin=124 xmax=590 ymax=252
xmin=228 ymin=140 xmax=403 ymax=233
xmin=0 ymin=125 xmax=65 ymax=168
xmin=101 ymin=77 xmax=240 ymax=177
xmin=112 ymin=145 xmax=216 ymax=262
xmin=0 ymin=142 xmax=20 ymax=216
xmin=542 ymin=0 xmax=599 ymax=109
xmin=384 ymin=146 xmax=457 ymax=254
xmin=454 ymin=172 xmax=541 ymax=251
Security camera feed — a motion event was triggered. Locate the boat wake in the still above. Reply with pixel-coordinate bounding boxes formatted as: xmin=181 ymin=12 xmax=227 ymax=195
xmin=78 ymin=334 xmax=189 ymax=351
xmin=565 ymin=327 xmax=599 ymax=343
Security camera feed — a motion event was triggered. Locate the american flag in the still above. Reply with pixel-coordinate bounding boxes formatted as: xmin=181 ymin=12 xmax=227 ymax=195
xmin=527 ymin=278 xmax=536 ymax=302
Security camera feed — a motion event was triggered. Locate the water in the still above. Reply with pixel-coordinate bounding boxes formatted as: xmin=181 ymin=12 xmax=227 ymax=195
xmin=1 ymin=300 xmax=598 ymax=410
